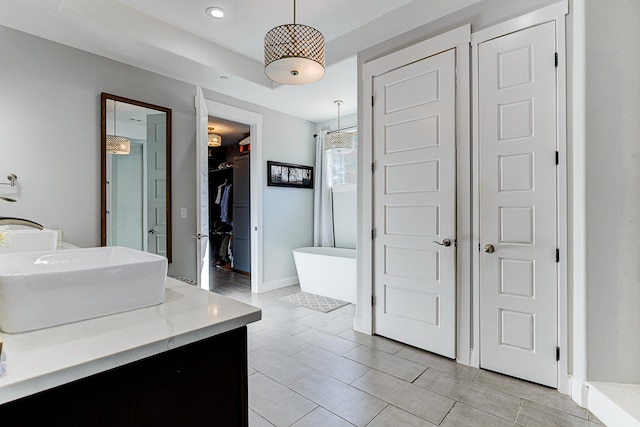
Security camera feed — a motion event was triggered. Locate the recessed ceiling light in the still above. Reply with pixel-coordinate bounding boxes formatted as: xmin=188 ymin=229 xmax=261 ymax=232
xmin=206 ymin=7 xmax=225 ymax=19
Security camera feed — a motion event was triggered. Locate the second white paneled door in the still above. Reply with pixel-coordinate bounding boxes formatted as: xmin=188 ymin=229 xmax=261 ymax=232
xmin=373 ymin=49 xmax=457 ymax=358
xmin=478 ymin=21 xmax=558 ymax=387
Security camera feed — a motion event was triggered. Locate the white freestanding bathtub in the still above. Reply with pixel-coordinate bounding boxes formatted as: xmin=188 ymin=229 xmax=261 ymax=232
xmin=292 ymin=247 xmax=356 ymax=304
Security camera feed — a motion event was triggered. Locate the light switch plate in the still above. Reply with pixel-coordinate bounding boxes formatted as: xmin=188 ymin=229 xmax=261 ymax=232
xmin=180 ymin=208 xmax=187 ymax=218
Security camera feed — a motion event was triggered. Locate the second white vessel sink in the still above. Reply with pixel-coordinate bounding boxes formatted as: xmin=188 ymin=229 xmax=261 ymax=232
xmin=0 ymin=227 xmax=58 ymax=254
xmin=0 ymin=246 xmax=167 ymax=333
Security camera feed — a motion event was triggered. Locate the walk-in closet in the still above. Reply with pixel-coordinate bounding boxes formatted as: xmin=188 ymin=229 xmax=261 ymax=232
xmin=207 ymin=117 xmax=251 ymax=279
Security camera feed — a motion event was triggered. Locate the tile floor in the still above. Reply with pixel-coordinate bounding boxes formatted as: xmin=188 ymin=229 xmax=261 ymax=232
xmin=210 ymin=269 xmax=603 ymax=427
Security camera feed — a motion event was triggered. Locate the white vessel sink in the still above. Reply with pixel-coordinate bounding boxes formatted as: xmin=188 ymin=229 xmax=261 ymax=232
xmin=0 ymin=227 xmax=58 ymax=254
xmin=0 ymin=246 xmax=167 ymax=333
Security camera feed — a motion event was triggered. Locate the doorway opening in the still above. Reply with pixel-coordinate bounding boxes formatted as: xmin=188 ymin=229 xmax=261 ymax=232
xmin=207 ymin=116 xmax=252 ymax=290
xmin=198 ymin=96 xmax=263 ymax=294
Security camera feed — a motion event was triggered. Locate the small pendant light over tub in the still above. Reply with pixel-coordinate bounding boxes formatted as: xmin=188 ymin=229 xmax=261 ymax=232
xmin=324 ymin=100 xmax=354 ymax=151
xmin=208 ymin=127 xmax=222 ymax=147
xmin=106 ymin=100 xmax=130 ymax=155
xmin=264 ymin=0 xmax=325 ymax=85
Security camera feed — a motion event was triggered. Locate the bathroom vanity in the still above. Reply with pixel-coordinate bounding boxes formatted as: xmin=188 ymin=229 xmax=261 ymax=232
xmin=0 ymin=278 xmax=261 ymax=426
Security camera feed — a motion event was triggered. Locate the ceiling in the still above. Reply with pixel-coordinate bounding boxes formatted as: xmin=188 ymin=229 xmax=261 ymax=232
xmin=0 ymin=0 xmax=478 ymax=123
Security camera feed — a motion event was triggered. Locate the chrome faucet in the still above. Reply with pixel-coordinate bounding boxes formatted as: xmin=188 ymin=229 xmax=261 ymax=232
xmin=0 ymin=217 xmax=44 ymax=230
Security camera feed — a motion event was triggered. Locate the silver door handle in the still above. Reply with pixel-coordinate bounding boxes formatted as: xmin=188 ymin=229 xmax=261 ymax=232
xmin=192 ymin=233 xmax=208 ymax=240
xmin=433 ymin=238 xmax=452 ymax=247
xmin=148 ymin=228 xmax=156 ymax=235
xmin=483 ymin=243 xmax=495 ymax=253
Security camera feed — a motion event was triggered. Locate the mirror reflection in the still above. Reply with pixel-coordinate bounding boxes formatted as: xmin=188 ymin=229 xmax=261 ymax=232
xmin=101 ymin=93 xmax=172 ymax=262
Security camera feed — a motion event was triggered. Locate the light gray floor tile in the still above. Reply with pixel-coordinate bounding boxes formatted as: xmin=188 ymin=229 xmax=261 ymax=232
xmin=414 ymin=367 xmax=473 ymax=400
xmin=457 ymin=382 xmax=523 ymax=422
xmin=290 ymin=371 xmax=387 ymax=426
xmin=296 ymin=313 xmax=354 ymax=335
xmin=333 ymin=313 xmax=356 ymax=326
xmin=338 ymin=329 xmax=405 ymax=354
xmin=396 ymin=347 xmax=481 ymax=382
xmin=441 ymin=402 xmax=516 ymax=427
xmin=293 ymin=327 xmax=360 ymax=355
xmin=344 ymin=345 xmax=426 ymax=382
xmin=249 ymin=329 xmax=312 ymax=355
xmin=290 ymin=407 xmax=354 ymax=427
xmin=213 ymin=269 xmax=589 ymax=427
xmin=249 ymin=373 xmax=317 ymax=427
xmin=249 ymin=347 xmax=315 ymax=386
xmin=588 ymin=412 xmax=605 ymax=425
xmin=516 ymin=399 xmax=595 ymax=427
xmin=250 ymin=409 xmax=275 ymax=427
xmin=352 ymin=369 xmax=454 ymax=425
xmin=292 ymin=345 xmax=370 ymax=384
xmin=367 ymin=405 xmax=437 ymax=427
xmin=475 ymin=370 xmax=589 ymax=419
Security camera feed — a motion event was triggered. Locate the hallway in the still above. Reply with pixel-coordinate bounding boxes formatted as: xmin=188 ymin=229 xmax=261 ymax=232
xmin=211 ymin=270 xmax=601 ymax=426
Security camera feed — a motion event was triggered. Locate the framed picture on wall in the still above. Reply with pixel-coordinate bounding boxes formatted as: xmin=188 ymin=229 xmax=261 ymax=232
xmin=267 ymin=161 xmax=314 ymax=189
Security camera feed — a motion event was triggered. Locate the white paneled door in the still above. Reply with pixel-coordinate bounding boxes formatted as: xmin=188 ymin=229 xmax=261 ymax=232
xmin=373 ymin=49 xmax=457 ymax=358
xmin=146 ymin=113 xmax=167 ymax=257
xmin=196 ymin=86 xmax=210 ymax=290
xmin=478 ymin=22 xmax=558 ymax=387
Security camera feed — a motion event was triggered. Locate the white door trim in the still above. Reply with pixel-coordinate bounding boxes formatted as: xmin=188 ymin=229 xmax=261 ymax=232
xmin=203 ymin=98 xmax=264 ymax=294
xmin=359 ymin=24 xmax=472 ymax=363
xmin=471 ymin=0 xmax=569 ymax=393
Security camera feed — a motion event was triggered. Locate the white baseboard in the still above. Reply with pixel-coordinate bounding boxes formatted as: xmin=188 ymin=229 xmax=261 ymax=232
xmin=353 ymin=317 xmax=371 ymax=335
xmin=570 ymin=376 xmax=589 ymax=408
xmin=259 ymin=275 xmax=298 ymax=293
xmin=588 ymin=382 xmax=640 ymax=427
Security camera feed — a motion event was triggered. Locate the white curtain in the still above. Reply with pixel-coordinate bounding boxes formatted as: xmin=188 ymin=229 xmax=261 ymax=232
xmin=313 ymin=131 xmax=334 ymax=247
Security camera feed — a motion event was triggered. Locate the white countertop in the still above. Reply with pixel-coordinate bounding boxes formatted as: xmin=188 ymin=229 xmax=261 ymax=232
xmin=0 ymin=277 xmax=261 ymax=405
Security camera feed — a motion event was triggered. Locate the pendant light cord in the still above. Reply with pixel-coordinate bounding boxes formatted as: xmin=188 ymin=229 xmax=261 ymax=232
xmin=293 ymin=0 xmax=296 ymax=25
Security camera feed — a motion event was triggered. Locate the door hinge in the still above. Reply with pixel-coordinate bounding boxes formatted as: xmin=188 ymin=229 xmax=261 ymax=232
xmin=556 ymin=346 xmax=560 ymax=361
xmin=372 ymin=295 xmax=376 ymax=306
xmin=555 ymin=52 xmax=558 ymax=68
xmin=371 ymin=228 xmax=377 ymax=240
xmin=371 ymin=161 xmax=376 ymax=174
xmin=556 ymin=249 xmax=560 ymax=263
xmin=555 ymin=151 xmax=559 ymax=165
xmin=372 ymin=96 xmax=374 ymax=107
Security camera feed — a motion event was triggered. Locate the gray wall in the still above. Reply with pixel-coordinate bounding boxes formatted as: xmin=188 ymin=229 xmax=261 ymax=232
xmin=585 ymin=0 xmax=640 ymax=383
xmin=0 ymin=25 xmax=315 ymax=285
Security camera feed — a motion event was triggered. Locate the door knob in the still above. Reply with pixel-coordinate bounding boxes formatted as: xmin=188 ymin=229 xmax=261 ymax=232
xmin=433 ymin=238 xmax=452 ymax=247
xmin=483 ymin=243 xmax=495 ymax=253
xmin=192 ymin=233 xmax=208 ymax=240
xmin=148 ymin=228 xmax=156 ymax=235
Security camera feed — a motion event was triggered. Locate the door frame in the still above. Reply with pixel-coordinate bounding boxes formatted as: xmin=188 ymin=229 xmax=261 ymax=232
xmin=359 ymin=24 xmax=472 ymax=365
xmin=202 ymin=99 xmax=264 ymax=294
xmin=471 ymin=0 xmax=569 ymax=393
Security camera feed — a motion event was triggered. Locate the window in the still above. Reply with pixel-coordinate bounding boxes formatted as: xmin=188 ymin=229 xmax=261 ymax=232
xmin=327 ymin=133 xmax=357 ymax=186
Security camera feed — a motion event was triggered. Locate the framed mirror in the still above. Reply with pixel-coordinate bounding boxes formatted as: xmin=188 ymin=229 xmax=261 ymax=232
xmin=101 ymin=93 xmax=172 ymax=262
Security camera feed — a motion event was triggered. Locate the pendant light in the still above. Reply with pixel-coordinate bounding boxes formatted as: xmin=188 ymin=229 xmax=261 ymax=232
xmin=208 ymin=127 xmax=222 ymax=147
xmin=106 ymin=100 xmax=131 ymax=155
xmin=324 ymin=100 xmax=354 ymax=151
xmin=264 ymin=0 xmax=325 ymax=85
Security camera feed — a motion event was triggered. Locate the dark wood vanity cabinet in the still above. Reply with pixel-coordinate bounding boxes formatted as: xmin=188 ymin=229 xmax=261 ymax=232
xmin=0 ymin=327 xmax=249 ymax=427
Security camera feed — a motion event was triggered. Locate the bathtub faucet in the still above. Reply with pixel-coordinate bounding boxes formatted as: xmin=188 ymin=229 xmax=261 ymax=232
xmin=0 ymin=217 xmax=44 ymax=230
